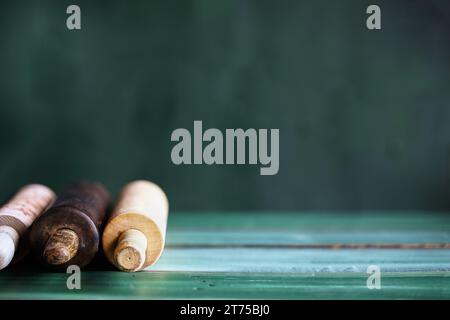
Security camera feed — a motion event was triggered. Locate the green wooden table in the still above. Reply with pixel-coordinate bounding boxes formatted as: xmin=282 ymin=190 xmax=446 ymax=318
xmin=1 ymin=212 xmax=450 ymax=299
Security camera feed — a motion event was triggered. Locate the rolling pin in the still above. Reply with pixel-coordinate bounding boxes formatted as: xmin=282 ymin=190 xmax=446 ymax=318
xmin=29 ymin=181 xmax=110 ymax=270
xmin=0 ymin=184 xmax=55 ymax=270
xmin=102 ymin=180 xmax=169 ymax=272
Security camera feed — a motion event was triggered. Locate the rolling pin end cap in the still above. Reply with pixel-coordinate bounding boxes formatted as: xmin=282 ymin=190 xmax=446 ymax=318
xmin=44 ymin=246 xmax=72 ymax=265
xmin=43 ymin=229 xmax=79 ymax=265
xmin=113 ymin=229 xmax=147 ymax=272
xmin=0 ymin=233 xmax=15 ymax=270
xmin=115 ymin=246 xmax=145 ymax=272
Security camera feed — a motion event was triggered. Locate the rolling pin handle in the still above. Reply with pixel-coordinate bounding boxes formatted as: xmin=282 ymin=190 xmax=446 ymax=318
xmin=114 ymin=229 xmax=147 ymax=272
xmin=0 ymin=232 xmax=16 ymax=270
xmin=43 ymin=228 xmax=79 ymax=265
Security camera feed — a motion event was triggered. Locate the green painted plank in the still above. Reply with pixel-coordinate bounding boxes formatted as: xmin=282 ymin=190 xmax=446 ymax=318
xmin=151 ymin=248 xmax=450 ymax=273
xmin=165 ymin=211 xmax=450 ymax=246
xmin=165 ymin=230 xmax=450 ymax=246
xmin=0 ymin=271 xmax=449 ymax=300
xmin=168 ymin=212 xmax=450 ymax=231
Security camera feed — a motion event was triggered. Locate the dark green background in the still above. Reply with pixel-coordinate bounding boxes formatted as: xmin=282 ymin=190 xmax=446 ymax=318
xmin=0 ymin=0 xmax=449 ymax=211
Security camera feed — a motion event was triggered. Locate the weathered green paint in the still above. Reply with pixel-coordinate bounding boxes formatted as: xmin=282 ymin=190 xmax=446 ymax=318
xmin=167 ymin=212 xmax=450 ymax=231
xmin=153 ymin=248 xmax=450 ymax=273
xmin=0 ymin=212 xmax=449 ymax=299
xmin=0 ymin=271 xmax=449 ymax=300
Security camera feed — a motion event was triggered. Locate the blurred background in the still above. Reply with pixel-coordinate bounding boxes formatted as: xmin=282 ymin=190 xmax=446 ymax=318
xmin=0 ymin=0 xmax=449 ymax=211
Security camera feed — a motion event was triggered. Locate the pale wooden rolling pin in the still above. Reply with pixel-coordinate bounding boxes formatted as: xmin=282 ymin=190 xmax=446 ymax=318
xmin=0 ymin=184 xmax=55 ymax=270
xmin=102 ymin=180 xmax=169 ymax=272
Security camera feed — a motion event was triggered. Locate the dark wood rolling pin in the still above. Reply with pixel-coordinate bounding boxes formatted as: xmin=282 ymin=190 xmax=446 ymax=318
xmin=29 ymin=181 xmax=110 ymax=270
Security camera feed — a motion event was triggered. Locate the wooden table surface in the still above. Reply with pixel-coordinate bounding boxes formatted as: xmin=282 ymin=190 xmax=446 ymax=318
xmin=1 ymin=212 xmax=450 ymax=299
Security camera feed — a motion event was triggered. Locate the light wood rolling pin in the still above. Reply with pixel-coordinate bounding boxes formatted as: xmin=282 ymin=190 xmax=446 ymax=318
xmin=0 ymin=184 xmax=55 ymax=270
xmin=29 ymin=181 xmax=110 ymax=271
xmin=102 ymin=180 xmax=169 ymax=272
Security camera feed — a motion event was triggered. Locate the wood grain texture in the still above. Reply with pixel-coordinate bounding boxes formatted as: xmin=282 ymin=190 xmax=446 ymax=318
xmin=43 ymin=229 xmax=79 ymax=265
xmin=1 ymin=211 xmax=450 ymax=299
